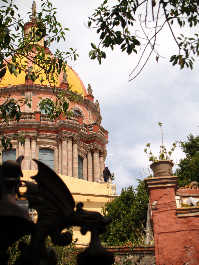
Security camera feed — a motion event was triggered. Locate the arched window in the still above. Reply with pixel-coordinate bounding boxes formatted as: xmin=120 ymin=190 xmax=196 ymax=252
xmin=72 ymin=108 xmax=82 ymax=117
xmin=2 ymin=149 xmax=16 ymax=162
xmin=39 ymin=98 xmax=54 ymax=115
xmin=39 ymin=148 xmax=54 ymax=170
xmin=78 ymin=155 xmax=83 ymax=179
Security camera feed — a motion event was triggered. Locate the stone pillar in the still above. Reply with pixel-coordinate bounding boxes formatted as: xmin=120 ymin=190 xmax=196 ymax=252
xmin=36 ymin=145 xmax=39 ymax=160
xmin=31 ymin=138 xmax=37 ymax=170
xmin=100 ymin=154 xmax=105 ymax=180
xmin=83 ymin=156 xmax=88 ymax=180
xmin=0 ymin=147 xmax=2 ymax=164
xmin=93 ymin=150 xmax=100 ymax=182
xmin=145 ymin=174 xmax=178 ymax=265
xmin=58 ymin=141 xmax=62 ymax=174
xmin=62 ymin=139 xmax=68 ymax=176
xmin=73 ymin=141 xmax=78 ymax=178
xmin=87 ymin=151 xmax=93 ymax=182
xmin=67 ymin=138 xmax=73 ymax=177
xmin=24 ymin=137 xmax=31 ymax=170
xmin=18 ymin=142 xmax=24 ymax=157
xmin=54 ymin=147 xmax=59 ymax=173
xmin=16 ymin=143 xmax=19 ymax=159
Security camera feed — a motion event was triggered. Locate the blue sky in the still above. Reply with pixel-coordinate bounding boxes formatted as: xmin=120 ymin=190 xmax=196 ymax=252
xmin=19 ymin=0 xmax=199 ymax=193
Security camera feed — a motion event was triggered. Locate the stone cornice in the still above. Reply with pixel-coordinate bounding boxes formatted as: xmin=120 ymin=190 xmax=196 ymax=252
xmin=145 ymin=175 xmax=177 ymax=189
xmin=0 ymin=84 xmax=55 ymax=95
xmin=0 ymin=116 xmax=107 ymax=145
xmin=37 ymin=139 xmax=58 ymax=147
xmin=0 ymin=84 xmax=101 ymax=117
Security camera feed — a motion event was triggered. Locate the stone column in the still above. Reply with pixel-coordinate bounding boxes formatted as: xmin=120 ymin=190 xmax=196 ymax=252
xmin=54 ymin=147 xmax=59 ymax=173
xmin=73 ymin=141 xmax=78 ymax=178
xmin=145 ymin=174 xmax=177 ymax=265
xmin=93 ymin=150 xmax=100 ymax=182
xmin=24 ymin=137 xmax=31 ymax=170
xmin=18 ymin=142 xmax=24 ymax=157
xmin=100 ymin=154 xmax=105 ymax=180
xmin=62 ymin=139 xmax=68 ymax=176
xmin=31 ymin=138 xmax=37 ymax=170
xmin=0 ymin=147 xmax=2 ymax=164
xmin=16 ymin=143 xmax=19 ymax=159
xmin=58 ymin=141 xmax=62 ymax=174
xmin=83 ymin=156 xmax=88 ymax=180
xmin=36 ymin=145 xmax=39 ymax=160
xmin=87 ymin=151 xmax=93 ymax=182
xmin=67 ymin=138 xmax=73 ymax=177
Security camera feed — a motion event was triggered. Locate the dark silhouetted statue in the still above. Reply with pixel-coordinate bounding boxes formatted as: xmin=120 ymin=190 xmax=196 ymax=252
xmin=103 ymin=167 xmax=112 ymax=182
xmin=0 ymin=156 xmax=114 ymax=265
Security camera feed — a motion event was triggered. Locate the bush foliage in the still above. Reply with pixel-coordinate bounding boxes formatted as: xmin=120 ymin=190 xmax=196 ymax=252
xmin=101 ymin=180 xmax=149 ymax=246
xmin=176 ymin=134 xmax=199 ymax=187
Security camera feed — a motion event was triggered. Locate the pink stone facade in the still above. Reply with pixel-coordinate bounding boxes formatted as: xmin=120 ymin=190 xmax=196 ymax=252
xmin=0 ymin=85 xmax=108 ymax=182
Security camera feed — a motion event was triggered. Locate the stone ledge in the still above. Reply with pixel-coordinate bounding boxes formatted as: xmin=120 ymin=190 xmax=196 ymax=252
xmin=105 ymin=246 xmax=155 ymax=255
xmin=22 ymin=171 xmax=116 ymax=196
xmin=176 ymin=207 xmax=199 ymax=217
xmin=72 ymin=192 xmax=118 ymax=198
xmin=145 ymin=175 xmax=177 ymax=188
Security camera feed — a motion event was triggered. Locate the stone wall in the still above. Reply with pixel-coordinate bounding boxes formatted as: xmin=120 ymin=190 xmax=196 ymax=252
xmin=105 ymin=247 xmax=155 ymax=265
xmin=146 ymin=175 xmax=199 ymax=265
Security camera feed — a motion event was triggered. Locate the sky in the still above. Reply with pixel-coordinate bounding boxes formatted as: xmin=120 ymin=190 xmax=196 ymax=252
xmin=17 ymin=0 xmax=199 ymax=193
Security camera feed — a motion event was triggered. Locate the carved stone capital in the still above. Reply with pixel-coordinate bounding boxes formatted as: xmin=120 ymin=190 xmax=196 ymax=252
xmin=100 ymin=150 xmax=106 ymax=159
xmin=78 ymin=148 xmax=87 ymax=158
xmin=73 ymin=135 xmax=80 ymax=144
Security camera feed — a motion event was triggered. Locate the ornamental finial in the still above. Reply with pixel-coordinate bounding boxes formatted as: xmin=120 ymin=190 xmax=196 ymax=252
xmin=32 ymin=1 xmax=36 ymax=19
xmin=63 ymin=71 xmax=68 ymax=83
xmin=87 ymin=84 xmax=93 ymax=96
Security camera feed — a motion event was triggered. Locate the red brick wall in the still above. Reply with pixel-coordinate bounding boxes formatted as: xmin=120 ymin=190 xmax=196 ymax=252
xmin=149 ymin=184 xmax=199 ymax=265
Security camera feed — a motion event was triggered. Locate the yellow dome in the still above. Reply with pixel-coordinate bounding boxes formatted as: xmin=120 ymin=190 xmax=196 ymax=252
xmin=0 ymin=57 xmax=87 ymax=97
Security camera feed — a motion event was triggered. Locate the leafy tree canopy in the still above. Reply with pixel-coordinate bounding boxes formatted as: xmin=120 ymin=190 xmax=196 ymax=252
xmin=88 ymin=0 xmax=199 ymax=80
xmin=176 ymin=134 xmax=199 ymax=187
xmin=0 ymin=0 xmax=79 ymax=150
xmin=0 ymin=0 xmax=77 ymax=82
xmin=101 ymin=180 xmax=149 ymax=246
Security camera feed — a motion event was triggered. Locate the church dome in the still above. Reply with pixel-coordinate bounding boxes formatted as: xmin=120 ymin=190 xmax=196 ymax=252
xmin=0 ymin=0 xmax=87 ymax=97
xmin=0 ymin=59 xmax=87 ymax=97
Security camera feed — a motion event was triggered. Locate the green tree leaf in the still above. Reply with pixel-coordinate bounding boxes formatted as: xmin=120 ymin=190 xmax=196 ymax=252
xmin=101 ymin=181 xmax=149 ymax=246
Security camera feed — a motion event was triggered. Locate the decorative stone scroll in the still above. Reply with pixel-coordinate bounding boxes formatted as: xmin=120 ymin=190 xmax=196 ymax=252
xmin=189 ymin=181 xmax=199 ymax=189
